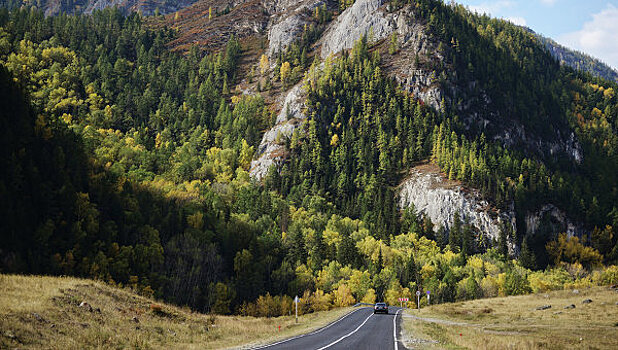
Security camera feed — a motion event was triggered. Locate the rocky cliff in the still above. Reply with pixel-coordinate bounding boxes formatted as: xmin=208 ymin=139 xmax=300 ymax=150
xmin=38 ymin=0 xmax=198 ymax=16
xmin=267 ymin=0 xmax=332 ymax=59
xmin=250 ymin=84 xmax=307 ymax=181
xmin=398 ymin=163 xmax=586 ymax=248
xmin=319 ymin=0 xmax=443 ymax=109
xmin=398 ymin=163 xmax=516 ymax=242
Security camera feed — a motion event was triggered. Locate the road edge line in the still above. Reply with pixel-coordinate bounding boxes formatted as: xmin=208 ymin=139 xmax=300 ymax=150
xmin=393 ymin=308 xmax=402 ymax=350
xmin=247 ymin=307 xmax=370 ymax=350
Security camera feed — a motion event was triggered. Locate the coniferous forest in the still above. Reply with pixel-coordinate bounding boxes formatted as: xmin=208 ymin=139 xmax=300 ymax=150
xmin=1 ymin=0 xmax=618 ymax=316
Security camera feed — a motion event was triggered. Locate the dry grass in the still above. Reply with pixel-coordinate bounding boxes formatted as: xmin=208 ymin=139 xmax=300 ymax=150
xmin=0 ymin=274 xmax=353 ymax=349
xmin=401 ymin=286 xmax=618 ymax=349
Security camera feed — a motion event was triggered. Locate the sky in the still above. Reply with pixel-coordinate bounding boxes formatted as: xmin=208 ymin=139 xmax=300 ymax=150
xmin=455 ymin=0 xmax=618 ymax=70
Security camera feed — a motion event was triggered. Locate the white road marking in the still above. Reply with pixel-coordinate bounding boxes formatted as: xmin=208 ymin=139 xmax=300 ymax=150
xmin=393 ymin=308 xmax=401 ymax=350
xmin=315 ymin=311 xmax=374 ymax=350
xmin=249 ymin=307 xmax=370 ymax=349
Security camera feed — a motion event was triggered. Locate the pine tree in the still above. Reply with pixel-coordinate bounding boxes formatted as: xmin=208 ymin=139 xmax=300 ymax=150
xmin=518 ymin=237 xmax=536 ymax=270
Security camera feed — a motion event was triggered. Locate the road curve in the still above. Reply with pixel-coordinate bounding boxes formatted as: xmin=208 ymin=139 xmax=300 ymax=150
xmin=250 ymin=307 xmax=405 ymax=350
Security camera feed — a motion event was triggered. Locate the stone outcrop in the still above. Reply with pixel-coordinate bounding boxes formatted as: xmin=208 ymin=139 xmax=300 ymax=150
xmin=250 ymin=84 xmax=307 ymax=180
xmin=525 ymin=204 xmax=585 ymax=238
xmin=42 ymin=0 xmax=198 ymax=16
xmin=398 ymin=163 xmax=587 ymax=249
xmin=268 ymin=14 xmax=306 ymax=57
xmin=319 ymin=0 xmax=443 ymax=109
xmin=398 ymin=163 xmax=515 ymax=242
xmin=320 ymin=0 xmax=392 ymax=59
xmin=266 ymin=0 xmax=332 ymax=58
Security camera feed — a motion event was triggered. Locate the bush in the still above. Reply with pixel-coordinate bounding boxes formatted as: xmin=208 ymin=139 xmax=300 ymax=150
xmin=504 ymin=266 xmax=531 ymax=295
xmin=527 ymin=268 xmax=570 ymax=293
xmin=546 ymin=233 xmax=603 ymax=268
xmin=361 ymin=288 xmax=376 ymax=303
xmin=333 ymin=284 xmax=355 ymax=307
xmin=457 ymin=275 xmax=481 ymax=300
xmin=309 ymin=289 xmax=332 ymax=311
xmin=480 ymin=275 xmax=499 ymax=298
xmin=600 ymin=265 xmax=618 ymax=285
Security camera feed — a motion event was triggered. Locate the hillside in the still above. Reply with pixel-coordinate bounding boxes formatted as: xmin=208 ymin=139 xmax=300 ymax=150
xmin=401 ymin=285 xmax=618 ymax=349
xmin=2 ymin=0 xmax=198 ymax=16
xmin=0 ymin=274 xmax=352 ymax=349
xmin=1 ymin=0 xmax=618 ymax=322
xmin=534 ymin=32 xmax=618 ymax=83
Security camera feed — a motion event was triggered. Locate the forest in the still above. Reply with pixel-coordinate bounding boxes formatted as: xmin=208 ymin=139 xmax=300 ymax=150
xmin=1 ymin=0 xmax=617 ymax=316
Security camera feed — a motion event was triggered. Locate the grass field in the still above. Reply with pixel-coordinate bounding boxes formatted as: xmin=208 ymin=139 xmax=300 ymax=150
xmin=0 ymin=274 xmax=352 ymax=349
xmin=401 ymin=286 xmax=618 ymax=349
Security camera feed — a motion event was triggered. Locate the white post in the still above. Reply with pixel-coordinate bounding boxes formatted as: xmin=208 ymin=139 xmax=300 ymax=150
xmin=294 ymin=295 xmax=298 ymax=323
xmin=416 ymin=291 xmax=421 ymax=310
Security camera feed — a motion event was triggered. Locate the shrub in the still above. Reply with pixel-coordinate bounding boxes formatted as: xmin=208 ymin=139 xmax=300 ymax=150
xmin=546 ymin=233 xmax=603 ymax=268
xmin=333 ymin=284 xmax=355 ymax=307
xmin=528 ymin=268 xmax=570 ymax=293
xmin=504 ymin=266 xmax=531 ymax=295
xmin=600 ymin=265 xmax=618 ymax=285
xmin=361 ymin=288 xmax=376 ymax=304
xmin=480 ymin=275 xmax=499 ymax=298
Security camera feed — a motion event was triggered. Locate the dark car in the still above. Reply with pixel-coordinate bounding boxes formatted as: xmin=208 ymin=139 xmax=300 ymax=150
xmin=373 ymin=302 xmax=388 ymax=314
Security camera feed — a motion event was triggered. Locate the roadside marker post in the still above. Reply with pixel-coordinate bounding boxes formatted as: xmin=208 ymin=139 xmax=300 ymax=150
xmin=427 ymin=291 xmax=431 ymax=305
xmin=416 ymin=290 xmax=421 ymax=310
xmin=294 ymin=295 xmax=299 ymax=323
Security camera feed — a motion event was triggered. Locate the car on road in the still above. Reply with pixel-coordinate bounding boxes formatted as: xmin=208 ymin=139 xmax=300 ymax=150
xmin=373 ymin=302 xmax=388 ymax=314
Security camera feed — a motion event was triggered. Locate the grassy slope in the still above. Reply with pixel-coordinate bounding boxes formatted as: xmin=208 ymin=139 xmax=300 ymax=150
xmin=401 ymin=286 xmax=618 ymax=349
xmin=0 ymin=274 xmax=352 ymax=349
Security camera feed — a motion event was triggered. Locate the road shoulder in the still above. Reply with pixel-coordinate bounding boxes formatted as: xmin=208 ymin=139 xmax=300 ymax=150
xmin=399 ymin=309 xmax=445 ymax=349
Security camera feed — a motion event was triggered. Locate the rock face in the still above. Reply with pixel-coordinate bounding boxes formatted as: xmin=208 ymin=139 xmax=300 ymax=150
xmin=380 ymin=7 xmax=444 ymax=110
xmin=320 ymin=0 xmax=443 ymax=109
xmin=266 ymin=0 xmax=331 ymax=58
xmin=268 ymin=14 xmax=306 ymax=58
xmin=41 ymin=0 xmax=198 ymax=16
xmin=525 ymin=204 xmax=585 ymax=238
xmin=398 ymin=164 xmax=587 ymax=248
xmin=320 ymin=0 xmax=391 ymax=59
xmin=250 ymin=84 xmax=307 ymax=180
xmin=398 ymin=164 xmax=515 ymax=242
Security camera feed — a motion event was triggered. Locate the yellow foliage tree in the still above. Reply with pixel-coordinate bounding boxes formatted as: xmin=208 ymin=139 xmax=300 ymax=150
xmin=361 ymin=288 xmax=376 ymax=304
xmin=333 ymin=284 xmax=355 ymax=307
xmin=280 ymin=61 xmax=291 ymax=86
xmin=310 ymin=289 xmax=332 ymax=311
xmin=546 ymin=233 xmax=603 ymax=268
xmin=238 ymin=139 xmax=254 ymax=170
xmin=330 ymin=134 xmax=339 ymax=147
xmin=259 ymin=54 xmax=269 ymax=76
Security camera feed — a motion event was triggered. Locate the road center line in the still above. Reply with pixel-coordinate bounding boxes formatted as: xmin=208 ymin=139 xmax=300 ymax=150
xmin=251 ymin=307 xmax=369 ymax=349
xmin=393 ymin=309 xmax=401 ymax=350
xmin=315 ymin=311 xmax=374 ymax=350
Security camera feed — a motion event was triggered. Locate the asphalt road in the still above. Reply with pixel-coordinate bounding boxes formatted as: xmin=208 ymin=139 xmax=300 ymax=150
xmin=251 ymin=307 xmax=405 ymax=350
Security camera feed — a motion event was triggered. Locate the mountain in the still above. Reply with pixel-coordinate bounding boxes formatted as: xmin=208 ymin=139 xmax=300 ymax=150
xmin=1 ymin=0 xmax=617 ymax=316
xmin=3 ymin=0 xmax=198 ymax=16
xmin=529 ymin=29 xmax=618 ymax=83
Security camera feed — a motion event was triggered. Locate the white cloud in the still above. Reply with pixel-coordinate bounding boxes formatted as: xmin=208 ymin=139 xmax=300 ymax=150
xmin=506 ymin=16 xmax=527 ymax=26
xmin=468 ymin=1 xmax=514 ymax=16
xmin=465 ymin=1 xmax=527 ymax=27
xmin=559 ymin=4 xmax=618 ymax=70
xmin=540 ymin=0 xmax=557 ymax=6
